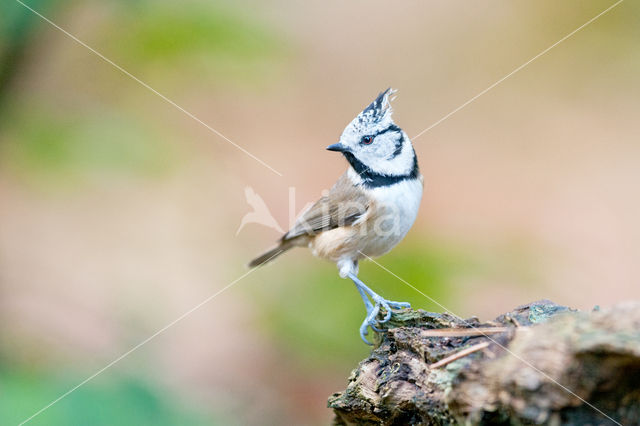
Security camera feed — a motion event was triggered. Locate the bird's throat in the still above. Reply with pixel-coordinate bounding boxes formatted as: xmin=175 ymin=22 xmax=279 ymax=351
xmin=343 ymin=152 xmax=419 ymax=188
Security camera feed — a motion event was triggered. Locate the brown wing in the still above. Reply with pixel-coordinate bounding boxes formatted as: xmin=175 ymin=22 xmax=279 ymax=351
xmin=282 ymin=172 xmax=368 ymax=241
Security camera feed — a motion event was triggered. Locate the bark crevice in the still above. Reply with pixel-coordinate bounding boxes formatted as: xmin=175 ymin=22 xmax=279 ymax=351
xmin=329 ymin=301 xmax=640 ymax=425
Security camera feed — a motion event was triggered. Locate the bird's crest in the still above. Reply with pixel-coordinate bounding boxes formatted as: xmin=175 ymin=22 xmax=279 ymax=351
xmin=357 ymin=88 xmax=396 ymax=130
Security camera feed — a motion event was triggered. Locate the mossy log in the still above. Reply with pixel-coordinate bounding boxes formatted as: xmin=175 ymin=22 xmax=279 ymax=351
xmin=328 ymin=301 xmax=640 ymax=425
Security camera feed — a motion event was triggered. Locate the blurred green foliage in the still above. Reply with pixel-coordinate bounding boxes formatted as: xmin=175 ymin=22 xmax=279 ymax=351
xmin=255 ymin=236 xmax=474 ymax=368
xmin=104 ymin=1 xmax=288 ymax=85
xmin=116 ymin=4 xmax=280 ymax=61
xmin=0 ymin=368 xmax=222 ymax=425
xmin=0 ymin=1 xmax=59 ymax=110
xmin=0 ymin=0 xmax=288 ymax=186
xmin=0 ymin=104 xmax=179 ymax=185
xmin=0 ymin=0 xmax=50 ymax=44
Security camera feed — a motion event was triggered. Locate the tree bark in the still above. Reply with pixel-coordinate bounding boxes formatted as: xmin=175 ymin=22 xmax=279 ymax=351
xmin=328 ymin=301 xmax=640 ymax=425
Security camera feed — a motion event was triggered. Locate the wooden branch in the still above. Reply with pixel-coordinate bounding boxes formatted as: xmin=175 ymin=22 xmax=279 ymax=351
xmin=429 ymin=341 xmax=490 ymax=369
xmin=329 ymin=300 xmax=640 ymax=425
xmin=419 ymin=326 xmax=511 ymax=337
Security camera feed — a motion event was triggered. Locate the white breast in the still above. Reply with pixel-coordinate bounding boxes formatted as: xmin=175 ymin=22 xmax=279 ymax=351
xmin=360 ymin=176 xmax=423 ymax=257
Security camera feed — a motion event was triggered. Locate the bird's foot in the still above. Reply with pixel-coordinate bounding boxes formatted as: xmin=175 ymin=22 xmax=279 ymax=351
xmin=359 ymin=295 xmax=411 ymax=345
xmin=347 ymin=272 xmax=411 ymax=345
xmin=371 ymin=294 xmax=411 ymax=323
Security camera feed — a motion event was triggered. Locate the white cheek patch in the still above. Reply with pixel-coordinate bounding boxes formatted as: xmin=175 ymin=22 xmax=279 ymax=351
xmin=358 ymin=135 xmax=414 ymax=176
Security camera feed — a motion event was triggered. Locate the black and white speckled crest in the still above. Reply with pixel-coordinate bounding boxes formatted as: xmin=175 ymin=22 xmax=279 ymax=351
xmin=355 ymin=88 xmax=395 ymax=132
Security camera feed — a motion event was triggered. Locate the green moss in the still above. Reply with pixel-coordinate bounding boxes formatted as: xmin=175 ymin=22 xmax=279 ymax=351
xmin=528 ymin=303 xmax=571 ymax=324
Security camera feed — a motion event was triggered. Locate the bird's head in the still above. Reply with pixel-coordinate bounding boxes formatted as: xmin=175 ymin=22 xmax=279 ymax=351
xmin=327 ymin=88 xmax=416 ymax=178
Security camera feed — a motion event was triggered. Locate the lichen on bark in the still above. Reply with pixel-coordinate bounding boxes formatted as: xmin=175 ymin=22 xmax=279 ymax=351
xmin=329 ymin=301 xmax=640 ymax=425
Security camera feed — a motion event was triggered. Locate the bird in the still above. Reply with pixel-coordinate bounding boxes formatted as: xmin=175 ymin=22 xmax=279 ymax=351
xmin=249 ymin=88 xmax=423 ymax=344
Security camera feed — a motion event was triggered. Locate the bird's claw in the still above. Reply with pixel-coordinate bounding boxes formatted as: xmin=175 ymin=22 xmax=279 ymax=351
xmin=372 ymin=295 xmax=411 ymax=324
xmin=348 ymin=272 xmax=411 ymax=345
xmin=359 ymin=304 xmax=379 ymax=343
xmin=359 ymin=297 xmax=411 ymax=345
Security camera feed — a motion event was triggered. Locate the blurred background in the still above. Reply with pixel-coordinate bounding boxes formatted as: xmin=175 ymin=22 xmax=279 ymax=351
xmin=1 ymin=0 xmax=639 ymax=424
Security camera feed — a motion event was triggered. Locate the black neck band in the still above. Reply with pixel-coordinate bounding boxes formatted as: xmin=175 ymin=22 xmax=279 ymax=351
xmin=343 ymin=152 xmax=419 ymax=188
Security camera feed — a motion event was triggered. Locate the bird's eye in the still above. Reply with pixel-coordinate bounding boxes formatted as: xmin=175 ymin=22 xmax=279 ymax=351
xmin=361 ymin=136 xmax=373 ymax=145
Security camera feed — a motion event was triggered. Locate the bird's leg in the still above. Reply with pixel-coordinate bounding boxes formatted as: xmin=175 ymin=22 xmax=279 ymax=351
xmin=348 ymin=272 xmax=412 ymax=318
xmin=355 ymin=284 xmax=373 ymax=312
xmin=347 ymin=272 xmax=411 ymax=344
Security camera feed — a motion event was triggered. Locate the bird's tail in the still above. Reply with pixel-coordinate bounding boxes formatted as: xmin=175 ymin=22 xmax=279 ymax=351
xmin=248 ymin=242 xmax=293 ymax=268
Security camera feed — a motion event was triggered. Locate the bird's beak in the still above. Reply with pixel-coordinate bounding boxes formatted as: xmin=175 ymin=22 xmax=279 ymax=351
xmin=326 ymin=142 xmax=349 ymax=152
